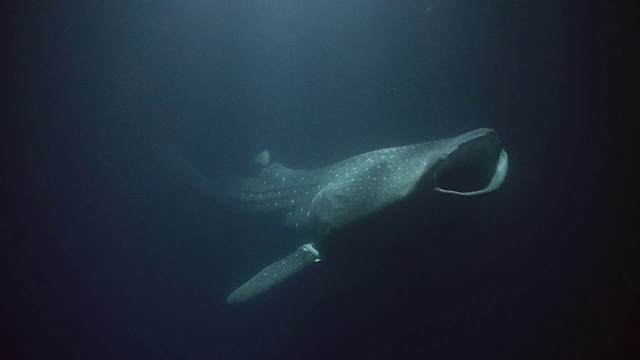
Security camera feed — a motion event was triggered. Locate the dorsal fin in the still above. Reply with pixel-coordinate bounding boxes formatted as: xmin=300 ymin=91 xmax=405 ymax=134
xmin=255 ymin=150 xmax=270 ymax=167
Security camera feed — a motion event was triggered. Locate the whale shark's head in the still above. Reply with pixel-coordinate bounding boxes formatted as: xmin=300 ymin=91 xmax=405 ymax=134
xmin=430 ymin=128 xmax=508 ymax=196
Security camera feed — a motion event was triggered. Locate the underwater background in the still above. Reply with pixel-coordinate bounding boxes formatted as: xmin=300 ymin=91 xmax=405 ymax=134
xmin=4 ymin=1 xmax=634 ymax=359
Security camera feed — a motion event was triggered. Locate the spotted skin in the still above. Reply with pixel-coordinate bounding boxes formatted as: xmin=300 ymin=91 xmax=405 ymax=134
xmin=225 ymin=128 xmax=506 ymax=234
xmin=225 ymin=128 xmax=509 ymax=303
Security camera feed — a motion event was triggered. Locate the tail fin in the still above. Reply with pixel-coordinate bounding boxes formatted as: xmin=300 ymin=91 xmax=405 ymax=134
xmin=156 ymin=143 xmax=222 ymax=200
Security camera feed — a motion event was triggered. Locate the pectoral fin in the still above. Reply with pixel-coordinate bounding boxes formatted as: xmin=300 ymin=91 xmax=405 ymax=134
xmin=227 ymin=243 xmax=320 ymax=303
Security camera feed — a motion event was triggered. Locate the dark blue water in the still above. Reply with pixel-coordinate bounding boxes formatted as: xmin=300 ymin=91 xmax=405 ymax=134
xmin=4 ymin=1 xmax=631 ymax=359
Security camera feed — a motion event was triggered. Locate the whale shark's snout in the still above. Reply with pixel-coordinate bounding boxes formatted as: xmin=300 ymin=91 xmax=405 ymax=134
xmin=433 ymin=130 xmax=508 ymax=196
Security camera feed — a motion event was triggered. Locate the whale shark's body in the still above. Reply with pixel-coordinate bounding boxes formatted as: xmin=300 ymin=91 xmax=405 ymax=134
xmin=217 ymin=128 xmax=508 ymax=303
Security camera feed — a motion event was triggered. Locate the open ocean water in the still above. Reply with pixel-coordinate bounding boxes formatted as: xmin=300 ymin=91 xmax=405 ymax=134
xmin=3 ymin=1 xmax=635 ymax=359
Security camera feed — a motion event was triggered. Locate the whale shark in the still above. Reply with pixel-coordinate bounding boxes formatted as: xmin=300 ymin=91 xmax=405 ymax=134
xmin=218 ymin=128 xmax=509 ymax=303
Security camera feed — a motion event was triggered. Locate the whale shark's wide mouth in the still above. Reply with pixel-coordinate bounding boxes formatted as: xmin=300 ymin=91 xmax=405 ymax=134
xmin=434 ymin=133 xmax=506 ymax=195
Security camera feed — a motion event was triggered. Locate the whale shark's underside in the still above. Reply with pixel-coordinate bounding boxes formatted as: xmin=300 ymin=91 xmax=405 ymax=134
xmin=216 ymin=128 xmax=509 ymax=303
